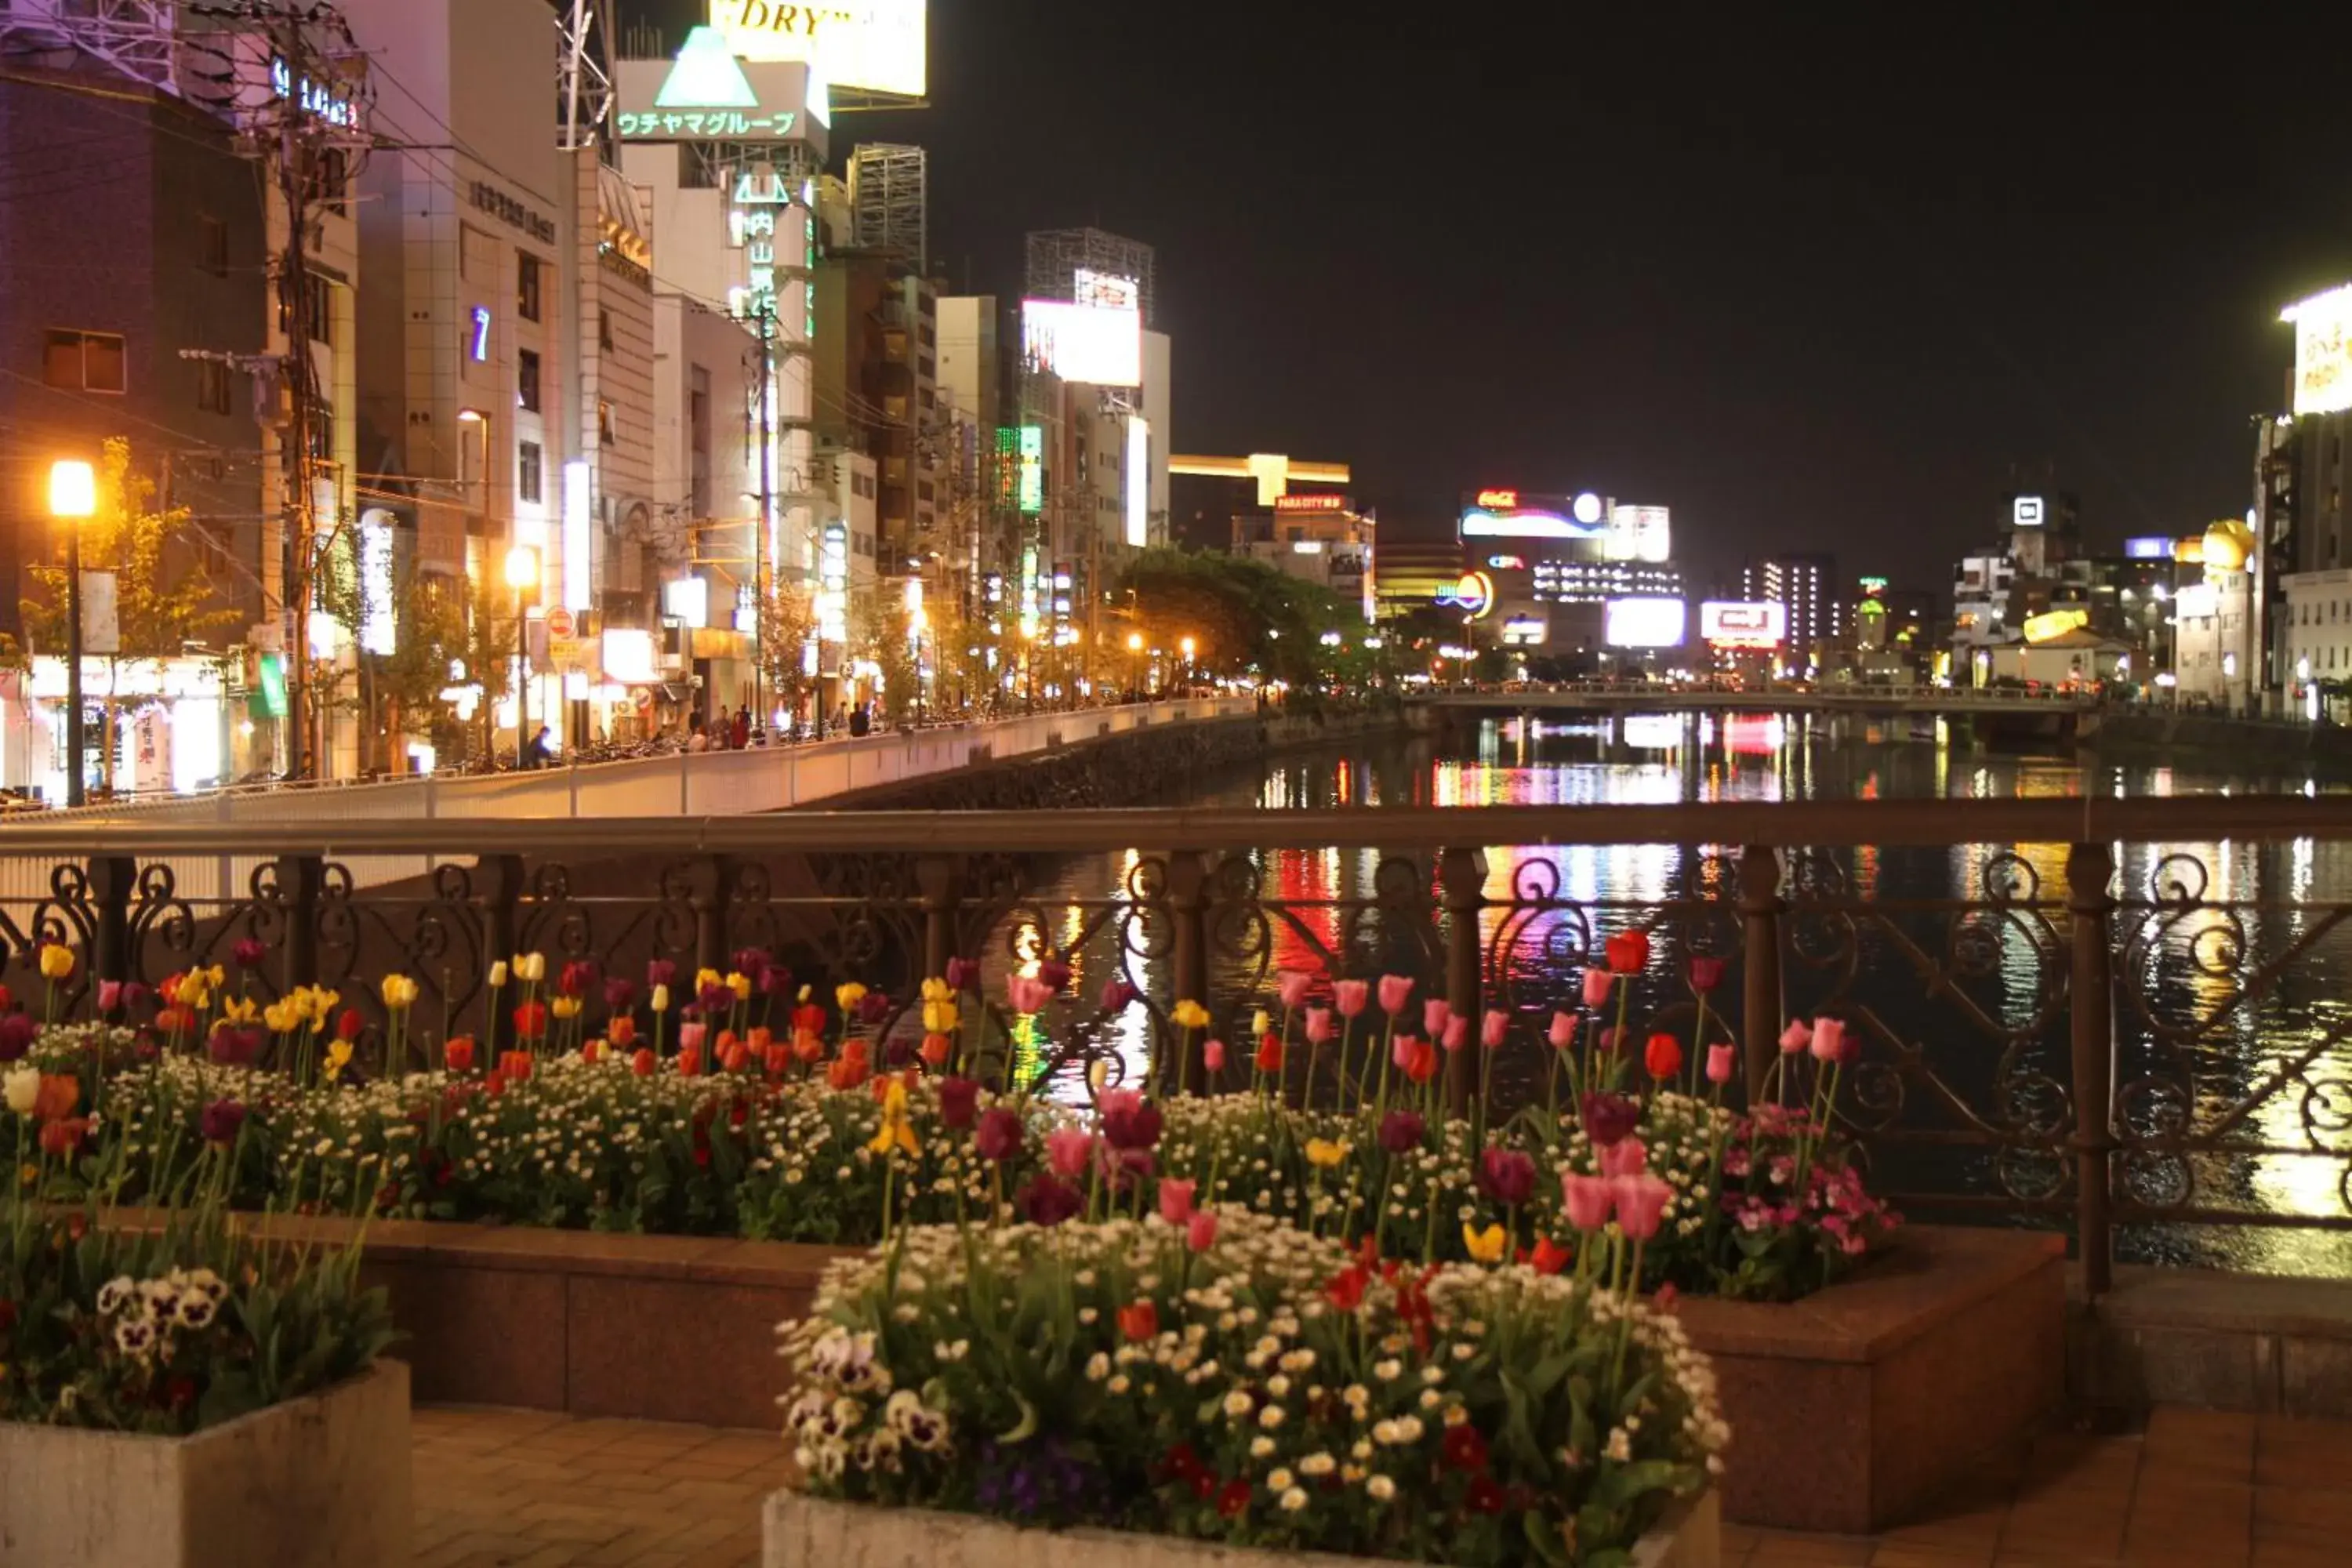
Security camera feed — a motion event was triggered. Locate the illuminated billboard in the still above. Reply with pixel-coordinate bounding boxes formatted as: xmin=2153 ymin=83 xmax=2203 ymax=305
xmin=1124 ymin=416 xmax=1149 ymax=547
xmin=2013 ymin=495 xmax=2045 ymax=528
xmin=2124 ymin=536 xmax=2173 ymax=561
xmin=1461 ymin=505 xmax=1603 ymax=540
xmin=1275 ymin=494 xmax=1346 ymax=514
xmin=1436 ymin=572 xmax=1496 ymax=619
xmin=2021 ymin=608 xmax=2089 ymax=644
xmin=710 ymin=1 xmax=927 ymax=100
xmin=1605 ymin=503 xmax=1671 ymax=564
xmin=2283 ymin=282 xmax=2352 ymax=416
xmin=1605 ymin=597 xmax=1685 ymax=648
xmin=1021 ymin=299 xmax=1142 ymax=387
xmin=1016 ymin=426 xmax=1044 ymax=514
xmin=1699 ymin=600 xmax=1786 ymax=648
xmin=614 ymin=30 xmax=829 ymax=144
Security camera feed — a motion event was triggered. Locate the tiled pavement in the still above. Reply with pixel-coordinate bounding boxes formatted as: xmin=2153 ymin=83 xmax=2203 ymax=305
xmin=412 ymin=1404 xmax=2352 ymax=1568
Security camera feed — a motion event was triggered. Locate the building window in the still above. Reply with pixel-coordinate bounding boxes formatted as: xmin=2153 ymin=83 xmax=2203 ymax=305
xmin=304 ymin=274 xmax=333 ymax=347
xmin=517 ymin=348 xmax=541 ymax=413
xmin=199 ymin=216 xmax=229 ymax=277
xmin=303 ymin=147 xmax=347 ymax=217
xmin=597 ymin=398 xmax=615 ymax=444
xmin=518 ymin=440 xmax=543 ymax=503
xmin=196 ymin=358 xmax=233 ymax=415
xmin=43 ymin=330 xmax=125 ymax=393
xmin=307 ymin=409 xmax=335 ymax=462
xmin=597 ymin=310 xmax=613 ymax=351
xmin=517 ymin=252 xmax=543 ymax=322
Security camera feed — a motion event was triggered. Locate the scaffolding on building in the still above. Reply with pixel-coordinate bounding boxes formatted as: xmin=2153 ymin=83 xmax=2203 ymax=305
xmin=848 ymin=142 xmax=927 ymax=267
xmin=1024 ymin=227 xmax=1156 ymax=325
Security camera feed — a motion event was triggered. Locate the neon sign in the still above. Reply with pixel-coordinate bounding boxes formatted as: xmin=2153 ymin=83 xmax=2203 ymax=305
xmin=1436 ymin=571 xmax=1495 ymax=619
xmin=1274 ymin=494 xmax=1345 ymax=513
xmin=469 ymin=307 xmax=491 ymax=362
xmin=1475 ymin=488 xmax=1519 ymax=510
xmin=270 ymin=56 xmax=355 ymax=128
xmin=1017 ymin=426 xmax=1044 ymax=515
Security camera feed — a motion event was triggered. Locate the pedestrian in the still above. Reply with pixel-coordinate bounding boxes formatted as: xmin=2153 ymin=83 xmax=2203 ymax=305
xmin=731 ymin=706 xmax=750 ymax=751
xmin=524 ymin=726 xmax=554 ymax=769
xmin=685 ymin=714 xmax=710 ymax=753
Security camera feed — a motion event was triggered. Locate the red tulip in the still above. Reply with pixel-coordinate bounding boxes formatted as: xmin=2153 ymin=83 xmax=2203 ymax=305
xmin=1604 ymin=931 xmax=1650 ymax=975
xmin=630 ymin=1047 xmax=656 ymax=1076
xmin=1116 ymin=1300 xmax=1160 ymax=1342
xmin=1643 ymin=1033 xmax=1682 ymax=1081
xmin=1253 ymin=1032 xmax=1283 ymax=1074
xmin=336 ymin=1007 xmax=365 ymax=1041
xmin=444 ymin=1036 xmax=476 ymax=1073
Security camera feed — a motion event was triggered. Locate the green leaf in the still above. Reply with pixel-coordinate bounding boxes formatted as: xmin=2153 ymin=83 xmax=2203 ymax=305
xmin=996 ymin=1392 xmax=1037 ymax=1444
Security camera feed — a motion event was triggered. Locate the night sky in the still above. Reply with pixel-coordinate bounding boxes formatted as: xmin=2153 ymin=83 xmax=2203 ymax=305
xmin=622 ymin=2 xmax=2352 ymax=593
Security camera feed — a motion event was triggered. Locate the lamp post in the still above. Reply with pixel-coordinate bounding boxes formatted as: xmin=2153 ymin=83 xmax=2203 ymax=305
xmin=49 ymin=459 xmax=96 ymax=808
xmin=505 ymin=544 xmax=538 ymax=768
xmin=1179 ymin=635 xmax=1197 ymax=695
xmin=1126 ymin=630 xmax=1144 ymax=699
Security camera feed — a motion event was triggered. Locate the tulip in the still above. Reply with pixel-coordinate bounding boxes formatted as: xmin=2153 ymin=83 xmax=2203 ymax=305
xmin=1422 ymin=998 xmax=1452 ymax=1039
xmin=1186 ymin=1209 xmax=1218 ymax=1252
xmin=717 ymin=1039 xmax=750 ymax=1073
xmin=0 ymin=1015 xmax=33 ymax=1063
xmin=1603 ymin=931 xmax=1650 ymax=976
xmin=1171 ymin=998 xmax=1210 ymax=1030
xmin=1482 ymin=1009 xmax=1510 ymax=1049
xmin=1526 ymin=1236 xmax=1573 ymax=1276
xmin=1780 ymin=1019 xmax=1813 ymax=1054
xmin=518 ymin=953 xmax=546 ymax=984
xmin=1578 ymin=1091 xmax=1641 ymax=1147
xmin=1461 ymin=1223 xmax=1508 ymax=1264
xmin=1087 ymin=1058 xmax=1109 ymax=1094
xmin=445 ymin=1036 xmax=477 ymax=1073
xmin=1250 ymin=1008 xmax=1272 ymax=1039
xmin=1580 ymin=968 xmax=1614 ymax=1007
xmin=560 ymin=960 xmax=598 ymax=998
xmin=1303 ymin=1137 xmax=1351 ymax=1169
xmin=1644 ymin=1033 xmax=1682 ymax=1081
xmin=379 ymin=975 xmax=418 ymax=1011
xmin=856 ymin=990 xmax=891 ymax=1027
xmin=1809 ymin=1017 xmax=1852 ymax=1065
xmin=1047 ymin=1127 xmax=1095 ymax=1178
xmin=944 ymin=956 xmax=981 ymax=993
xmin=230 ymin=937 xmax=266 ymax=971
xmin=335 ymin=1007 xmax=364 ymax=1042
xmin=488 ymin=960 xmax=509 ymax=989
xmin=1441 ymin=1015 xmax=1468 ymax=1053
xmin=1253 ymin=1033 xmax=1283 ymax=1073
xmin=1007 ymin=975 xmax=1054 ymax=1015
xmin=2 ymin=1065 xmax=38 ymax=1115
xmin=550 ymin=996 xmax=583 ymax=1022
xmin=206 ymin=1026 xmax=263 ymax=1066
xmin=1117 ymin=1300 xmax=1160 ymax=1342
xmin=1689 ymin=955 xmax=1726 ymax=994
xmin=975 ymin=1106 xmax=1024 ymax=1162
xmin=920 ymin=1032 xmax=952 ymax=1067
xmin=1333 ymin=979 xmax=1369 ymax=1018
xmin=1548 ymin=1011 xmax=1577 ymax=1049
xmin=199 ymin=1098 xmax=247 ymax=1145
xmin=31 ymin=1073 xmax=78 ymax=1120
xmin=1033 ymin=956 xmax=1070 ymax=993
xmin=1598 ymin=1135 xmax=1647 ymax=1179
xmin=1158 ymin=1178 xmax=1196 ymax=1225
xmin=1017 ymin=1175 xmax=1083 ymax=1226
xmin=732 ymin=946 xmax=771 ymax=978
xmin=1707 ymin=1042 xmax=1738 ymax=1085
xmin=1476 ymin=1147 xmax=1537 ymax=1206
xmin=678 ymin=1020 xmax=707 ymax=1052
xmin=610 ymin=1015 xmax=639 ymax=1048
xmin=38 ymin=1117 xmax=88 ymax=1156
xmin=760 ymin=964 xmax=795 ymax=999
xmin=1276 ymin=969 xmax=1314 ymax=1011
xmin=119 ymin=981 xmax=149 ymax=1012
xmin=1377 ymin=974 xmax=1414 ymax=1014
xmin=646 ymin=958 xmax=677 ymax=989
xmin=1099 ymin=1089 xmax=1163 ymax=1152
xmin=514 ymin=1001 xmax=550 ymax=1041
xmin=1561 ymin=1172 xmax=1615 ymax=1231
xmin=97 ymin=979 xmax=122 ymax=1013
xmin=630 ymin=1047 xmax=656 ymax=1077
xmin=1613 ymin=1174 xmax=1674 ymax=1241
xmin=1304 ymin=1007 xmax=1336 ymax=1044
xmin=1202 ymin=1037 xmax=1227 ymax=1073
xmin=581 ymin=1039 xmax=605 ymax=1064
xmin=680 ymin=1045 xmax=706 ymax=1078
xmin=835 ymin=982 xmax=868 ymax=1015
xmin=1098 ymin=978 xmax=1138 ymax=1012
xmin=1377 ymin=1109 xmax=1425 ymax=1153
xmin=1396 ymin=1036 xmax=1439 ymax=1083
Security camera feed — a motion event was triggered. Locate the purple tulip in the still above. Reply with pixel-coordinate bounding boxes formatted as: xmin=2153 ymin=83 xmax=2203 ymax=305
xmin=200 ymin=1099 xmax=246 ymax=1145
xmin=883 ymin=1036 xmax=916 ymax=1068
xmin=231 ymin=938 xmax=267 ymax=971
xmin=944 ymin=956 xmax=982 ymax=993
xmin=1477 ymin=1147 xmax=1538 ymax=1207
xmin=120 ymin=981 xmax=151 ymax=1013
xmin=731 ymin=947 xmax=771 ymax=979
xmin=1578 ymin=1091 xmax=1642 ymax=1149
xmin=646 ymin=958 xmax=678 ymax=989
xmin=1377 ymin=1109 xmax=1425 ymax=1154
xmin=603 ymin=977 xmax=639 ymax=1011
xmin=696 ymin=982 xmax=733 ymax=1016
xmin=1098 ymin=1088 xmax=1163 ymax=1152
xmin=760 ymin=964 xmax=795 ymax=999
xmin=0 ymin=1012 xmax=34 ymax=1062
xmin=1017 ymin=1175 xmax=1083 ymax=1227
xmin=937 ymin=1076 xmax=981 ymax=1130
xmin=974 ymin=1107 xmax=1024 ymax=1162
xmin=855 ymin=990 xmax=892 ymax=1027
xmin=207 ymin=1026 xmax=264 ymax=1066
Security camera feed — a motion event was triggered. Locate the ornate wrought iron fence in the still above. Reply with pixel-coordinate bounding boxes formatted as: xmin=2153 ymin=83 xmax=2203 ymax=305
xmin=4 ymin=796 xmax=2350 ymax=1293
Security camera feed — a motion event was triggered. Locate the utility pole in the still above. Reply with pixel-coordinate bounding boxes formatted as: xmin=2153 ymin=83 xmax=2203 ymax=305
xmin=275 ymin=7 xmax=318 ymax=782
xmin=755 ymin=301 xmax=775 ymax=733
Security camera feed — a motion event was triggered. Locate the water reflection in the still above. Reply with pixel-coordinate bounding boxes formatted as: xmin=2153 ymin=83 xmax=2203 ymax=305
xmin=1005 ymin=713 xmax=2352 ymax=1275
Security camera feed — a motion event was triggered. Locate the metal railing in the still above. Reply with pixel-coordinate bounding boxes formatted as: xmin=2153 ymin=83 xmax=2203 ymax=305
xmin=5 ymin=793 xmax=2350 ymax=1294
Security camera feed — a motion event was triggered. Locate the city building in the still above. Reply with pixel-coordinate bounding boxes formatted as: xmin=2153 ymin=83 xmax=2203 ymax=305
xmin=2270 ymin=284 xmax=2352 ymax=713
xmin=2172 ymin=520 xmax=2258 ymax=710
xmin=813 ymin=238 xmax=941 ymax=569
xmin=2281 ymin=567 xmax=2352 ymax=720
xmin=1462 ymin=489 xmax=1683 ymax=653
xmin=1742 ymin=553 xmax=1841 ymax=662
xmin=1230 ymin=494 xmax=1374 ymax=622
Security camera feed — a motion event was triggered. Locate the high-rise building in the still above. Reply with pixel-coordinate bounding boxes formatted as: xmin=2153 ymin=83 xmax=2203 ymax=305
xmin=847 ymin=143 xmax=927 ymax=267
xmin=1025 ymin=228 xmax=1156 ymax=325
xmin=1741 ymin=554 xmax=1842 ymax=655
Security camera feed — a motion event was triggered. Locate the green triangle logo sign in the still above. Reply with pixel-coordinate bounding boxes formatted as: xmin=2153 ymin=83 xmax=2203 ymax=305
xmin=656 ymin=27 xmax=760 ymax=109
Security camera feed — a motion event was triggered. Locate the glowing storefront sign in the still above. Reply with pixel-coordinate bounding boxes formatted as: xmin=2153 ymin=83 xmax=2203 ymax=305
xmin=1125 ymin=416 xmax=1150 ymax=548
xmin=562 ymin=461 xmax=593 ymax=613
xmin=2013 ymin=495 xmax=2045 ymax=527
xmin=711 ymin=0 xmax=928 ymax=100
xmin=1486 ymin=554 xmax=1526 ymax=570
xmin=1460 ymin=508 xmax=1598 ymax=539
xmin=2022 ymin=608 xmax=2089 ymax=643
xmin=817 ymin=521 xmax=849 ymax=642
xmin=469 ymin=307 xmax=492 ymax=361
xmin=358 ymin=509 xmax=396 ymax=656
xmin=270 ymin=55 xmax=355 ymax=127
xmin=1604 ymin=597 xmax=1686 ymax=648
xmin=1017 ymin=425 xmax=1044 ymax=514
xmin=2283 ymin=282 xmax=2352 ymax=416
xmin=1275 ymin=494 xmax=1345 ymax=513
xmin=1436 ymin=571 xmax=1495 ymax=619
xmin=1020 ymin=298 xmax=1142 ymax=387
xmin=2124 ymin=536 xmax=2173 ymax=560
xmin=1475 ymin=488 xmax=1519 ymax=509
xmin=613 ymin=27 xmax=829 ymax=141
xmin=1699 ymin=600 xmax=1786 ymax=648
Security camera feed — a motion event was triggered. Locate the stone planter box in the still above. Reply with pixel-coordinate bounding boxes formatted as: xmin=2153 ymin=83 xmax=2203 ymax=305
xmin=1675 ymin=1226 xmax=2065 ymax=1534
xmin=0 ymin=1359 xmax=412 ymax=1568
xmin=762 ymin=1486 xmax=1719 ymax=1568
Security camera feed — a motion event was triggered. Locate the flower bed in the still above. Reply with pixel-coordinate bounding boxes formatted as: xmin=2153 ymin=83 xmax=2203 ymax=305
xmin=779 ymin=1207 xmax=1725 ymax=1566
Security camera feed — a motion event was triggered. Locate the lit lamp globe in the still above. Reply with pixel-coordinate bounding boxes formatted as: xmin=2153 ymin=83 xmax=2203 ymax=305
xmin=504 ymin=544 xmax=539 ymax=590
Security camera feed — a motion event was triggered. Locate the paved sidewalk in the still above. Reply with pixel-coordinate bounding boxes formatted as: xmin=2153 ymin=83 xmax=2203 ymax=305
xmin=412 ymin=1404 xmax=2352 ymax=1568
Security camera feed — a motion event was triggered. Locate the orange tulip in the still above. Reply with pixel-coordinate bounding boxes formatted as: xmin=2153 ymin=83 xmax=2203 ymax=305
xmin=792 ymin=1029 xmax=826 ymax=1065
xmin=609 ymin=1015 xmax=638 ymax=1048
xmin=32 ymin=1075 xmax=78 ymax=1120
xmin=763 ymin=1042 xmax=793 ymax=1080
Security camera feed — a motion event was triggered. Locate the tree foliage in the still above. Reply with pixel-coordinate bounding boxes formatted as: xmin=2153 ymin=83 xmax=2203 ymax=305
xmin=20 ymin=438 xmax=237 ymax=664
xmin=1115 ymin=547 xmax=1369 ymax=685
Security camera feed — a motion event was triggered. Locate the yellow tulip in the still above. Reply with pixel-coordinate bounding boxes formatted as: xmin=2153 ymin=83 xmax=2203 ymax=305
xmin=920 ymin=978 xmax=952 ymax=1004
xmin=1172 ymin=1000 xmax=1210 ymax=1031
xmin=922 ymin=1000 xmax=958 ymax=1035
xmin=728 ymin=971 xmax=753 ymax=1001
xmin=219 ymin=997 xmax=259 ymax=1026
xmin=204 ymin=965 xmax=226 ymax=989
xmin=551 ymin=996 xmax=582 ymax=1021
xmin=518 ymin=953 xmax=546 ymax=983
xmin=650 ymin=984 xmax=670 ymax=1014
xmin=836 ymin=982 xmax=869 ymax=1013
xmin=867 ymin=1080 xmax=917 ymax=1156
xmin=695 ymin=967 xmax=721 ymax=994
xmin=325 ymin=1040 xmax=354 ymax=1076
xmin=1462 ymin=1223 xmax=1508 ymax=1265
xmin=1251 ymin=1009 xmax=1272 ymax=1038
xmin=380 ymin=975 xmax=418 ymax=1011
xmin=263 ymin=999 xmax=302 ymax=1034
xmin=488 ymin=960 xmax=510 ymax=989
xmin=38 ymin=945 xmax=74 ymax=980
xmin=1304 ymin=1138 xmax=1351 ymax=1170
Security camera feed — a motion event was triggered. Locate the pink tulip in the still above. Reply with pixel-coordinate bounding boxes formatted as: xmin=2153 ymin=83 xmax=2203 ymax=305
xmin=1203 ymin=1037 xmax=1227 ymax=1072
xmin=1706 ymin=1042 xmax=1738 ymax=1085
xmin=98 ymin=979 xmax=123 ymax=1012
xmin=1158 ymin=1178 xmax=1196 ymax=1225
xmin=1422 ymin=998 xmax=1452 ymax=1038
xmin=1548 ymin=1011 xmax=1577 ymax=1049
xmin=678 ymin=1021 xmax=708 ymax=1051
xmin=1186 ymin=1209 xmax=1218 ymax=1252
xmin=1276 ymin=969 xmax=1314 ymax=1011
xmin=1779 ymin=1019 xmax=1813 ymax=1055
xmin=1304 ymin=1007 xmax=1336 ymax=1044
xmin=1377 ymin=974 xmax=1414 ymax=1015
xmin=1334 ymin=979 xmax=1370 ymax=1018
xmin=1046 ymin=1127 xmax=1095 ymax=1178
xmin=1613 ymin=1174 xmax=1674 ymax=1241
xmin=1597 ymin=1026 xmax=1623 ymax=1054
xmin=1441 ymin=1016 xmax=1468 ymax=1053
xmin=1809 ymin=1018 xmax=1851 ymax=1065
xmin=1482 ymin=1009 xmax=1510 ymax=1049
xmin=1008 ymin=975 xmax=1054 ymax=1015
xmin=1581 ymin=968 xmax=1615 ymax=1007
xmin=1390 ymin=1032 xmax=1424 ymax=1069
xmin=1562 ymin=1173 xmax=1615 ymax=1232
xmin=1598 ymin=1136 xmax=1647 ymax=1179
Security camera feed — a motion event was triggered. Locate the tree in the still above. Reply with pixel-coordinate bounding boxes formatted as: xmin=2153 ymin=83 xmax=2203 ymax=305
xmin=19 ymin=439 xmax=238 ymax=791
xmin=755 ymin=579 xmax=818 ymax=727
xmin=375 ymin=574 xmax=514 ymax=767
xmin=1116 ymin=546 xmax=1365 ymax=688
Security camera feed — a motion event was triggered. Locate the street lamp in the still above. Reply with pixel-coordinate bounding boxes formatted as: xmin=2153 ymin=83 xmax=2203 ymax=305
xmin=49 ymin=459 xmax=96 ymax=808
xmin=1179 ymin=635 xmax=1196 ymax=692
xmin=504 ymin=544 xmax=539 ymax=768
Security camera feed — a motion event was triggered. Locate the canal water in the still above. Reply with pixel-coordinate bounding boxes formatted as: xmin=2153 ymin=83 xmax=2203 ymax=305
xmin=1000 ymin=711 xmax=2352 ymax=1276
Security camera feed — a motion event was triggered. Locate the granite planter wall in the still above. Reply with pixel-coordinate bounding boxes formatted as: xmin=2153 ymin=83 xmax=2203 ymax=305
xmin=1675 ymin=1227 xmax=2065 ymax=1534
xmin=0 ymin=1359 xmax=412 ymax=1568
xmin=762 ymin=1486 xmax=1719 ymax=1568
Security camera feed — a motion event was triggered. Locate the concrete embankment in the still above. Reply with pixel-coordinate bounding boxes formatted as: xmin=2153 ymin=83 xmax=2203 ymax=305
xmin=2075 ymin=710 xmax=2352 ymax=775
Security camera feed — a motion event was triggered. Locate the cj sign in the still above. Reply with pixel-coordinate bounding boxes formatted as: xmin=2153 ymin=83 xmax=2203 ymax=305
xmin=711 ymin=1 xmax=927 ymax=98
